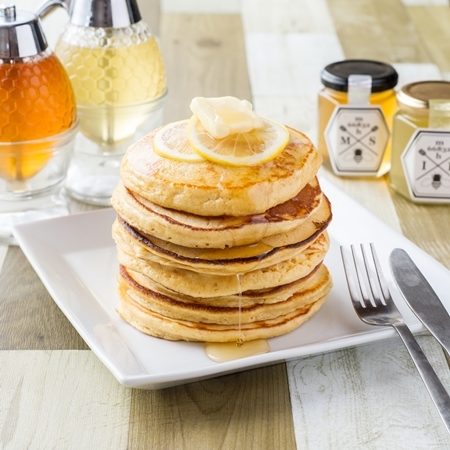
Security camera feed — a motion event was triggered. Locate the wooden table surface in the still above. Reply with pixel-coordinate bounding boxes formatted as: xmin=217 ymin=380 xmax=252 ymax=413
xmin=3 ymin=0 xmax=450 ymax=448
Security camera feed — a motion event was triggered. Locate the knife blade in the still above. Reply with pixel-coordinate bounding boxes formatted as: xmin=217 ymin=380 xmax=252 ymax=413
xmin=389 ymin=248 xmax=450 ymax=355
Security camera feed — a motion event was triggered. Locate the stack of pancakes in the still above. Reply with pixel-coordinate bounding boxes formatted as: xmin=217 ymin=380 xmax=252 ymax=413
xmin=111 ymin=124 xmax=333 ymax=342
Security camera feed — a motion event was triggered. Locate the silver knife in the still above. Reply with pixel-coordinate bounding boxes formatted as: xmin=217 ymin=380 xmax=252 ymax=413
xmin=389 ymin=248 xmax=450 ymax=356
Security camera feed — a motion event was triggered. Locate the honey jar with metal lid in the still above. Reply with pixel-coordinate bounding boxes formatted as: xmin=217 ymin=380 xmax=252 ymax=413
xmin=0 ymin=4 xmax=77 ymax=244
xmin=389 ymin=80 xmax=450 ymax=203
xmin=318 ymin=59 xmax=398 ymax=177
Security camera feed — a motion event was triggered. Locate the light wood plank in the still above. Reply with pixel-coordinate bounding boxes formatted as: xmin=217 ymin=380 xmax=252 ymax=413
xmin=0 ymin=350 xmax=131 ymax=449
xmin=327 ymin=0 xmax=431 ymax=63
xmin=0 ymin=245 xmax=7 ymax=274
xmin=393 ymin=62 xmax=443 ymax=86
xmin=242 ymin=0 xmax=335 ymax=33
xmin=402 ymin=0 xmax=448 ymax=6
xmin=162 ymin=0 xmax=241 ymax=13
xmin=0 ymin=247 xmax=89 ymax=350
xmin=407 ymin=6 xmax=450 ymax=78
xmin=128 ymin=364 xmax=296 ymax=450
xmin=287 ymin=336 xmax=450 ymax=448
xmin=320 ymin=170 xmax=403 ymax=232
xmin=390 ymin=191 xmax=450 ymax=269
xmin=160 ymin=13 xmax=252 ymax=122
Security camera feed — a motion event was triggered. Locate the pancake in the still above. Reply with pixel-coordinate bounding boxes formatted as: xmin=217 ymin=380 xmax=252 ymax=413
xmin=112 ymin=205 xmax=330 ymax=275
xmin=120 ymin=126 xmax=323 ymax=216
xmin=111 ymin=177 xmax=326 ymax=249
xmin=119 ymin=269 xmax=331 ymax=325
xmin=116 ymin=232 xmax=330 ymax=298
xmin=118 ymin=292 xmax=328 ymax=342
xmin=119 ymin=263 xmax=332 ymax=324
xmin=124 ymin=263 xmax=326 ymax=307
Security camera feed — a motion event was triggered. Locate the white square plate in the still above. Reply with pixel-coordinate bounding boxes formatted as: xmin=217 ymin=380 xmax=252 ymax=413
xmin=13 ymin=178 xmax=450 ymax=389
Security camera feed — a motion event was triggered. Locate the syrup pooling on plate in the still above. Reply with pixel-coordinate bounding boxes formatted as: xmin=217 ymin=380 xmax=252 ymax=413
xmin=205 ymin=273 xmax=271 ymax=362
xmin=205 ymin=339 xmax=270 ymax=363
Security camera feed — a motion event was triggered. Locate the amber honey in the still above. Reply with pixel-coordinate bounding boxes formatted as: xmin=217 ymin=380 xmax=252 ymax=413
xmin=318 ymin=60 xmax=398 ymax=177
xmin=0 ymin=49 xmax=77 ymax=181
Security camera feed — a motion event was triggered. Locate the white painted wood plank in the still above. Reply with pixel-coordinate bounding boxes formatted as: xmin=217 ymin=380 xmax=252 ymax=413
xmin=286 ymin=33 xmax=345 ymax=95
xmin=287 ymin=335 xmax=450 ymax=449
xmin=242 ymin=0 xmax=335 ymax=33
xmin=245 ymin=34 xmax=296 ymax=96
xmin=253 ymin=94 xmax=318 ymax=145
xmin=161 ymin=0 xmax=241 ymax=13
xmin=246 ymin=33 xmax=344 ymax=97
xmin=0 ymin=351 xmax=131 ymax=450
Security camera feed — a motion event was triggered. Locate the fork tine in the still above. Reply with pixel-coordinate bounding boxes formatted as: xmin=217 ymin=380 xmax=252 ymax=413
xmin=360 ymin=243 xmax=382 ymax=306
xmin=340 ymin=246 xmax=364 ymax=307
xmin=350 ymin=244 xmax=371 ymax=306
xmin=369 ymin=243 xmax=391 ymax=304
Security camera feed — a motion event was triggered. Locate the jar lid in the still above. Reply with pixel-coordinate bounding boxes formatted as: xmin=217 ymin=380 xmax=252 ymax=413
xmin=397 ymin=81 xmax=450 ymax=113
xmin=0 ymin=5 xmax=47 ymax=58
xmin=321 ymin=59 xmax=398 ymax=93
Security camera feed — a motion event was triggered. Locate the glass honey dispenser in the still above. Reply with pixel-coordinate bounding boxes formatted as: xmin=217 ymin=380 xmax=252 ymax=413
xmin=0 ymin=4 xmax=77 ymax=244
xmin=318 ymin=60 xmax=398 ymax=177
xmin=37 ymin=0 xmax=167 ymax=206
xmin=389 ymin=81 xmax=450 ymax=203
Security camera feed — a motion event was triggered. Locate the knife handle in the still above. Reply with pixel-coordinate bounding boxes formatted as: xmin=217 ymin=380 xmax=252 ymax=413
xmin=393 ymin=322 xmax=450 ymax=434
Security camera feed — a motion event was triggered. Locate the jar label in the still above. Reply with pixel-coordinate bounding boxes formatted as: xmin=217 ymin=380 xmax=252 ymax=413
xmin=324 ymin=105 xmax=390 ymax=175
xmin=401 ymin=129 xmax=450 ymax=202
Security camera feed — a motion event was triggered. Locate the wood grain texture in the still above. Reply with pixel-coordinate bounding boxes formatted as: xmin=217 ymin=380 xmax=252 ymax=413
xmin=242 ymin=0 xmax=335 ymax=33
xmin=327 ymin=0 xmax=431 ymax=63
xmin=0 ymin=350 xmax=131 ymax=449
xmin=390 ymin=190 xmax=450 ymax=269
xmin=160 ymin=14 xmax=252 ymax=122
xmin=128 ymin=364 xmax=296 ymax=450
xmin=0 ymin=247 xmax=89 ymax=350
xmin=320 ymin=170 xmax=403 ymax=232
xmin=407 ymin=6 xmax=450 ymax=76
xmin=287 ymin=335 xmax=450 ymax=449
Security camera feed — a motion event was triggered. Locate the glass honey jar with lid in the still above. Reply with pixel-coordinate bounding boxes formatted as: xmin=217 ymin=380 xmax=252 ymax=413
xmin=389 ymin=81 xmax=450 ymax=203
xmin=0 ymin=4 xmax=77 ymax=244
xmin=318 ymin=59 xmax=398 ymax=177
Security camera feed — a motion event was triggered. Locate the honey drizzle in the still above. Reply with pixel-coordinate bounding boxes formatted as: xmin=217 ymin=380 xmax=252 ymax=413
xmin=204 ymin=272 xmax=270 ymax=363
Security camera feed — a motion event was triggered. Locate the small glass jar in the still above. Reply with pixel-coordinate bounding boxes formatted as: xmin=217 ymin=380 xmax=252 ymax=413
xmin=318 ymin=60 xmax=398 ymax=177
xmin=389 ymin=81 xmax=450 ymax=203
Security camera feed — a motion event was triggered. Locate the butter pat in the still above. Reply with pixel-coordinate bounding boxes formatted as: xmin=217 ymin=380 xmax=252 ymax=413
xmin=190 ymin=96 xmax=264 ymax=139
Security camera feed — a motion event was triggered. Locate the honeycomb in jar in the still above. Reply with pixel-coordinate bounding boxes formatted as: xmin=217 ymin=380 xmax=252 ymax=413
xmin=55 ymin=21 xmax=167 ymax=107
xmin=0 ymin=49 xmax=77 ymax=181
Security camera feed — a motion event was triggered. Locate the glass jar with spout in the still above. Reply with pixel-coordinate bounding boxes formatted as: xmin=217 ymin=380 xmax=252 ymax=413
xmin=37 ymin=0 xmax=167 ymax=205
xmin=0 ymin=4 xmax=77 ymax=244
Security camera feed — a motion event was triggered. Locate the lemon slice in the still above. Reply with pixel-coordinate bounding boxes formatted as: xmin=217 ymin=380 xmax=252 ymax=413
xmin=187 ymin=115 xmax=289 ymax=166
xmin=153 ymin=119 xmax=205 ymax=162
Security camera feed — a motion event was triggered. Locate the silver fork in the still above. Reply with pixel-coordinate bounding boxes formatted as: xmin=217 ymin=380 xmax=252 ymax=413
xmin=341 ymin=243 xmax=450 ymax=434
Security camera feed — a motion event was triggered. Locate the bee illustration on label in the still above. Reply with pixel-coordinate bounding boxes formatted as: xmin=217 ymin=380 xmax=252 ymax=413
xmin=420 ymin=173 xmax=450 ymax=190
xmin=342 ymin=148 xmax=375 ymax=163
xmin=353 ymin=149 xmax=363 ymax=163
